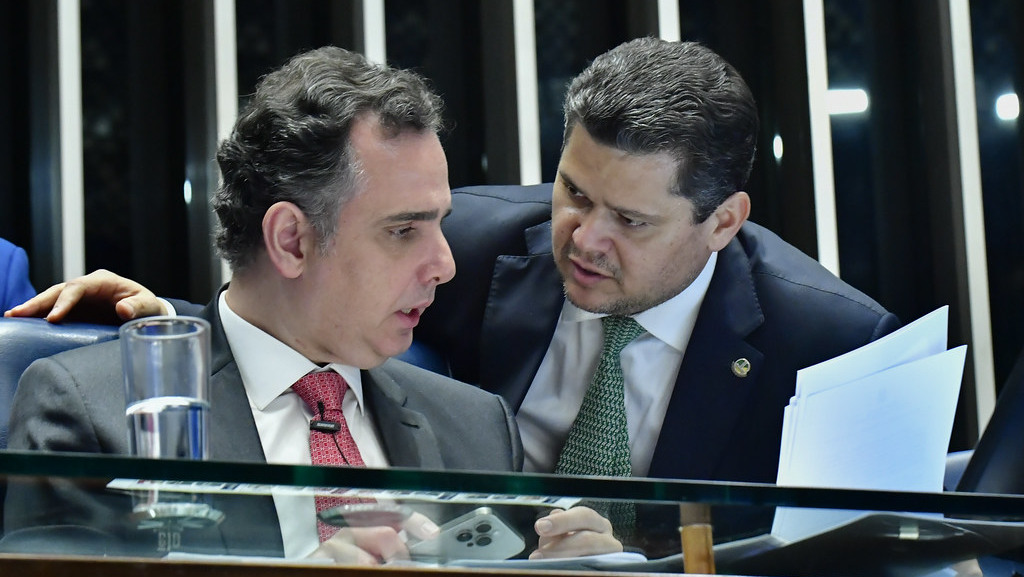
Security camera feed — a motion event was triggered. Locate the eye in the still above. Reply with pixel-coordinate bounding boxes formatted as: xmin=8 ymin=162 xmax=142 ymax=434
xmin=391 ymin=225 xmax=416 ymax=239
xmin=563 ymin=183 xmax=589 ymax=204
xmin=619 ymin=214 xmax=648 ymax=228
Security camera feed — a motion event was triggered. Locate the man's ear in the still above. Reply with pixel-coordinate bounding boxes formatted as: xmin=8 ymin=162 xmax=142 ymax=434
xmin=262 ymin=201 xmax=311 ymax=279
xmin=707 ymin=191 xmax=750 ymax=252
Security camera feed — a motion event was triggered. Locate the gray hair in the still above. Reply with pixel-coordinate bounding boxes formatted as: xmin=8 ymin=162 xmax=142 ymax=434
xmin=213 ymin=46 xmax=444 ymax=271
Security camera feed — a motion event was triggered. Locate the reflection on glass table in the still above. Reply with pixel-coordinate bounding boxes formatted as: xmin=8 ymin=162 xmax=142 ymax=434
xmin=2 ymin=451 xmax=1024 ymax=576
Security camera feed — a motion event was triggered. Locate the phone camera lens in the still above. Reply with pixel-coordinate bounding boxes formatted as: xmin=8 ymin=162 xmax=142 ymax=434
xmin=456 ymin=530 xmax=473 ymax=542
xmin=476 ymin=522 xmax=492 ymax=533
xmin=476 ymin=535 xmax=492 ymax=547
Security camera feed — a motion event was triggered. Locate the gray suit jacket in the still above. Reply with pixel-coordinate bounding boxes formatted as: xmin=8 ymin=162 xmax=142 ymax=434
xmin=3 ymin=295 xmax=522 ymax=556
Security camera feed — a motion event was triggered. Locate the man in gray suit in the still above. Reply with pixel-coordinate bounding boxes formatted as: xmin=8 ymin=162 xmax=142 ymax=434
xmin=3 ymin=46 xmax=523 ymax=564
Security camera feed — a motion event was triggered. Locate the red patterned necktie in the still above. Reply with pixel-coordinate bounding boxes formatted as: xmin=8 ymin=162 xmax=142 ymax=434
xmin=291 ymin=370 xmax=365 ymax=542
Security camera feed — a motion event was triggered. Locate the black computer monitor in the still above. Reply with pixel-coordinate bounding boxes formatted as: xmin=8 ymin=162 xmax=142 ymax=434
xmin=957 ymin=345 xmax=1024 ymax=494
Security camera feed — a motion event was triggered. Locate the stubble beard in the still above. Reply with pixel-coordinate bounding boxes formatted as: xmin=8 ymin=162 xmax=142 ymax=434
xmin=558 ymin=243 xmax=702 ymax=316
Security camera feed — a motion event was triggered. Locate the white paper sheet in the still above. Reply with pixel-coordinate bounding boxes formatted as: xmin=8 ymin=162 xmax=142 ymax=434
xmin=778 ymin=306 xmax=949 ymax=484
xmin=772 ymin=306 xmax=965 ymax=543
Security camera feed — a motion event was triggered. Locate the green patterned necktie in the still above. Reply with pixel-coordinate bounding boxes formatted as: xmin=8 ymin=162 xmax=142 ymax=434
xmin=555 ymin=316 xmax=646 ymax=530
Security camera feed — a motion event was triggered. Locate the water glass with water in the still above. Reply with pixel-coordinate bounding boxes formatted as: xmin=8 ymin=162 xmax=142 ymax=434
xmin=120 ymin=316 xmax=211 ymax=460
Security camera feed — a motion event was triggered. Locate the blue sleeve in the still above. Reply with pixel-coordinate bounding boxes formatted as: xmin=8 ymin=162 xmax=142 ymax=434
xmin=1 ymin=240 xmax=36 ymax=311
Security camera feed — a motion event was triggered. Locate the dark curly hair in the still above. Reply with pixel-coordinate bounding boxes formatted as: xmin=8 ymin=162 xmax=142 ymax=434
xmin=213 ymin=46 xmax=444 ymax=272
xmin=563 ymin=38 xmax=758 ymax=223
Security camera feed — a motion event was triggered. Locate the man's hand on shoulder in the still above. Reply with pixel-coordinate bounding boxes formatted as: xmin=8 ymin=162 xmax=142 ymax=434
xmin=3 ymin=269 xmax=166 ymax=325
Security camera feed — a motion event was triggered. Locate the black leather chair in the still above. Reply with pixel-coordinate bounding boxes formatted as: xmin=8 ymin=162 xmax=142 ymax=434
xmin=0 ymin=317 xmax=120 ymax=450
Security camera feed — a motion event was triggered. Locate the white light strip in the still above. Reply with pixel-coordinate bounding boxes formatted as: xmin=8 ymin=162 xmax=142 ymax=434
xmin=802 ymin=0 xmax=840 ymax=275
xmin=362 ymin=0 xmax=387 ymax=64
xmin=827 ymin=88 xmax=869 ymax=115
xmin=657 ymin=0 xmax=681 ymax=42
xmin=214 ymin=0 xmax=238 ymax=285
xmin=513 ymin=0 xmax=541 ymax=184
xmin=995 ymin=92 xmax=1019 ymax=121
xmin=949 ymin=0 xmax=996 ymax=432
xmin=57 ymin=0 xmax=84 ymax=279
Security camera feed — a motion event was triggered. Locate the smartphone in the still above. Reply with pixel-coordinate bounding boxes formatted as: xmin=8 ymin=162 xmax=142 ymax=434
xmin=409 ymin=507 xmax=525 ymax=562
xmin=317 ymin=502 xmax=413 ymax=529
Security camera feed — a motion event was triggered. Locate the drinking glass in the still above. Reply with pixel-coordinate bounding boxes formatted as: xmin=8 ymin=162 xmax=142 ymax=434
xmin=120 ymin=316 xmax=220 ymax=538
xmin=120 ymin=316 xmax=210 ymax=460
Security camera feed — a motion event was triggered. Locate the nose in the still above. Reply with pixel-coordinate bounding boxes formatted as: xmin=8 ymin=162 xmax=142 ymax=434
xmin=426 ymin=231 xmax=456 ymax=286
xmin=571 ymin=210 xmax=610 ymax=253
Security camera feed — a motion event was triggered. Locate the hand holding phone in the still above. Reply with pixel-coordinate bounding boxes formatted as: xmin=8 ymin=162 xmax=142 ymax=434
xmin=409 ymin=507 xmax=525 ymax=562
xmin=313 ymin=503 xmax=441 ymax=564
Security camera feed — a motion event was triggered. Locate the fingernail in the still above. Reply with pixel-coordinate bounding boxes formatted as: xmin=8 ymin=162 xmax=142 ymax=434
xmin=535 ymin=519 xmax=553 ymax=535
xmin=420 ymin=518 xmax=440 ymax=538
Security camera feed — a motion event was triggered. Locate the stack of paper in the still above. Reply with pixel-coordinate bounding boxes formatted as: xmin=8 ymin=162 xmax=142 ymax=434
xmin=772 ymin=306 xmax=967 ymax=542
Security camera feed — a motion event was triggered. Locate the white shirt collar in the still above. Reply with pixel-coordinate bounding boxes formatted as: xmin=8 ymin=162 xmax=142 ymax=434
xmin=561 ymin=251 xmax=718 ymax=351
xmin=217 ymin=291 xmax=366 ymax=414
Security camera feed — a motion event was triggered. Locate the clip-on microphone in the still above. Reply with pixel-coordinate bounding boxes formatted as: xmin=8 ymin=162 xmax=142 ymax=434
xmin=310 ymin=400 xmax=341 ymax=433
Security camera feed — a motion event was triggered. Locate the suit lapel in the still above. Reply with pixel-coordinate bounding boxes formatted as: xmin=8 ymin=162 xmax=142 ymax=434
xmin=480 ymin=220 xmax=563 ymax=409
xmin=363 ymin=367 xmax=445 ymax=469
xmin=649 ymin=239 xmax=765 ymax=481
xmin=207 ymin=363 xmax=266 ymax=462
xmin=199 ymin=297 xmax=266 ymax=463
xmin=195 ymin=295 xmax=281 ymax=555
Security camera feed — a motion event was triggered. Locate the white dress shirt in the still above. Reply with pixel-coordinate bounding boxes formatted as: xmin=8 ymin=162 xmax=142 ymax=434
xmin=517 ymin=252 xmax=717 ymax=477
xmin=218 ymin=292 xmax=389 ymax=558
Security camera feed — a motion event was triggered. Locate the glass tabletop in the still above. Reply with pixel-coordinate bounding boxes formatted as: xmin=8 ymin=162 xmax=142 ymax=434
xmin=1 ymin=450 xmax=1023 ymax=576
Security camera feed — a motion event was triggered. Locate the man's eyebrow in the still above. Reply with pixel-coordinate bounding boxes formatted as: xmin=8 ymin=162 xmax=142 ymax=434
xmin=559 ymin=171 xmax=659 ymax=223
xmin=614 ymin=205 xmax=660 ymax=223
xmin=381 ymin=207 xmax=451 ymax=223
xmin=558 ymin=170 xmax=581 ymax=193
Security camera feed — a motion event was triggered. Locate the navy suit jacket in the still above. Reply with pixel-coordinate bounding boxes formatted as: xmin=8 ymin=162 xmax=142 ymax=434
xmin=417 ymin=184 xmax=901 ymax=544
xmin=4 ymin=292 xmax=522 ymax=557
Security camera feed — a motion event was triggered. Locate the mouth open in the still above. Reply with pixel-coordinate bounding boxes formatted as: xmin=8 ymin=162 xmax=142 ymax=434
xmin=568 ymin=257 xmax=612 ymax=287
xmin=396 ymin=303 xmax=429 ymax=328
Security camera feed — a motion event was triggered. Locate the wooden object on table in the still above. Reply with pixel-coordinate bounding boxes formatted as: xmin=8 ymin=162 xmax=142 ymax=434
xmin=679 ymin=502 xmax=715 ymax=574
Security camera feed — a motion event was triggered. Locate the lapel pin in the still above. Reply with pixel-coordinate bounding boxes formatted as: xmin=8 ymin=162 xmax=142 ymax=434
xmin=731 ymin=358 xmax=751 ymax=378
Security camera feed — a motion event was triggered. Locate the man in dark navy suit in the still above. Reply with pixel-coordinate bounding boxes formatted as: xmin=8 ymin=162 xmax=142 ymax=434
xmin=419 ymin=38 xmax=899 ymax=553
